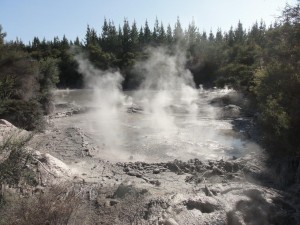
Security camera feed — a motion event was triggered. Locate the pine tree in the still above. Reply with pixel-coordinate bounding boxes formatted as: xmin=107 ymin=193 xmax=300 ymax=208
xmin=152 ymin=17 xmax=160 ymax=43
xmin=143 ymin=20 xmax=152 ymax=45
xmin=74 ymin=37 xmax=81 ymax=46
xmin=100 ymin=18 xmax=109 ymax=50
xmin=122 ymin=19 xmax=131 ymax=53
xmin=234 ymin=21 xmax=246 ymax=43
xmin=158 ymin=22 xmax=166 ymax=44
xmin=187 ymin=20 xmax=197 ymax=44
xmin=32 ymin=37 xmax=41 ymax=49
xmin=85 ymin=25 xmax=98 ymax=47
xmin=138 ymin=26 xmax=144 ymax=45
xmin=61 ymin=35 xmax=69 ymax=49
xmin=130 ymin=20 xmax=139 ymax=51
xmin=227 ymin=26 xmax=234 ymax=46
xmin=173 ymin=17 xmax=183 ymax=43
xmin=166 ymin=24 xmax=173 ymax=44
xmin=0 ymin=25 xmax=6 ymax=46
xmin=209 ymin=30 xmax=215 ymax=42
xmin=215 ymin=28 xmax=223 ymax=43
xmin=201 ymin=31 xmax=207 ymax=41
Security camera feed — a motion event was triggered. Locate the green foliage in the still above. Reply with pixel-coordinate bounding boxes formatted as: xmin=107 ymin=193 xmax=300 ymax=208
xmin=0 ymin=75 xmax=15 ymax=101
xmin=0 ymin=132 xmax=33 ymax=186
xmin=38 ymin=57 xmax=59 ymax=114
xmin=0 ymin=25 xmax=6 ymax=46
xmin=39 ymin=57 xmax=59 ymax=89
xmin=0 ymin=100 xmax=44 ymax=131
xmin=249 ymin=3 xmax=300 ymax=154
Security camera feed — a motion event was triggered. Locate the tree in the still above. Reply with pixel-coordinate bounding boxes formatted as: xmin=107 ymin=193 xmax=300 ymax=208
xmin=215 ymin=28 xmax=223 ymax=43
xmin=39 ymin=58 xmax=59 ymax=114
xmin=251 ymin=2 xmax=300 ymax=154
xmin=173 ymin=17 xmax=184 ymax=43
xmin=0 ymin=25 xmax=7 ymax=46
xmin=158 ymin=22 xmax=166 ymax=44
xmin=60 ymin=35 xmax=69 ymax=50
xmin=143 ymin=20 xmax=152 ymax=45
xmin=74 ymin=36 xmax=81 ymax=46
xmin=234 ymin=21 xmax=246 ymax=43
xmin=209 ymin=30 xmax=215 ymax=42
xmin=186 ymin=20 xmax=198 ymax=44
xmin=166 ymin=24 xmax=173 ymax=44
xmin=122 ymin=19 xmax=131 ymax=53
xmin=130 ymin=20 xmax=139 ymax=51
xmin=85 ymin=25 xmax=98 ymax=47
xmin=152 ymin=17 xmax=160 ymax=44
xmin=226 ymin=27 xmax=234 ymax=46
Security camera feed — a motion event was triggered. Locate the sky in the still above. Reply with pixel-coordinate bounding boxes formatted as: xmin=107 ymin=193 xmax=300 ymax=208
xmin=0 ymin=0 xmax=297 ymax=44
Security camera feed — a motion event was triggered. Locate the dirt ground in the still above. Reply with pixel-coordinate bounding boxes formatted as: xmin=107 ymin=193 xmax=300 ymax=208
xmin=22 ymin=108 xmax=300 ymax=224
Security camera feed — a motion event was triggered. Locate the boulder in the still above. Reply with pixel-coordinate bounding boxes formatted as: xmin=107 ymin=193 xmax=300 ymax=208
xmin=222 ymin=105 xmax=241 ymax=118
xmin=185 ymin=196 xmax=221 ymax=213
xmin=33 ymin=151 xmax=71 ymax=179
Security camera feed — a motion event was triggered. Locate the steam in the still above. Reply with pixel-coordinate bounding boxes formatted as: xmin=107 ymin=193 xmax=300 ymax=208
xmin=133 ymin=47 xmax=199 ymax=134
xmin=74 ymin=48 xmax=201 ymax=160
xmin=73 ymin=48 xmax=261 ymax=162
xmin=75 ymin=55 xmax=129 ymax=156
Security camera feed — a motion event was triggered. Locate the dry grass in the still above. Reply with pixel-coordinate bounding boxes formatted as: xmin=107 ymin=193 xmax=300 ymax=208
xmin=0 ymin=184 xmax=80 ymax=225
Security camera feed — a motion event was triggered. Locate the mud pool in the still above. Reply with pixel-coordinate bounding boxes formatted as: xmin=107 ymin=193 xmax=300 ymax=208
xmin=53 ymin=88 xmax=261 ymax=163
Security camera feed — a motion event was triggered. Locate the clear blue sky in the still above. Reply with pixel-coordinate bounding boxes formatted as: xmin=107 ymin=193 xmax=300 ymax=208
xmin=0 ymin=0 xmax=297 ymax=44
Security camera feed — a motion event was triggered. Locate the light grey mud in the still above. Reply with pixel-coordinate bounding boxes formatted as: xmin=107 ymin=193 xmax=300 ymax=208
xmin=26 ymin=105 xmax=300 ymax=225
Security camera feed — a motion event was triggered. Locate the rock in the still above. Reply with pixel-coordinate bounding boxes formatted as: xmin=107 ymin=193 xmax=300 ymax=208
xmin=127 ymin=171 xmax=142 ymax=178
xmin=166 ymin=162 xmax=183 ymax=174
xmin=34 ymin=151 xmax=72 ymax=179
xmin=204 ymin=185 xmax=214 ymax=197
xmin=212 ymin=167 xmax=223 ymax=175
xmin=127 ymin=105 xmax=143 ymax=113
xmin=159 ymin=218 xmax=179 ymax=225
xmin=222 ymin=104 xmax=241 ymax=118
xmin=224 ymin=161 xmax=239 ymax=173
xmin=227 ymin=211 xmax=246 ymax=225
xmin=113 ymin=182 xmax=138 ymax=199
xmin=185 ymin=196 xmax=221 ymax=213
xmin=109 ymin=199 xmax=120 ymax=206
xmin=149 ymin=180 xmax=161 ymax=186
xmin=153 ymin=168 xmax=160 ymax=174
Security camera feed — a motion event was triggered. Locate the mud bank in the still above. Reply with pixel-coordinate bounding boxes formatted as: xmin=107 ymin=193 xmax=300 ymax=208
xmin=2 ymin=87 xmax=299 ymax=224
xmin=23 ymin=109 xmax=299 ymax=224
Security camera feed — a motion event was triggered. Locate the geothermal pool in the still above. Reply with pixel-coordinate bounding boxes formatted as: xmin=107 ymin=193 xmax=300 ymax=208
xmin=53 ymin=88 xmax=261 ymax=162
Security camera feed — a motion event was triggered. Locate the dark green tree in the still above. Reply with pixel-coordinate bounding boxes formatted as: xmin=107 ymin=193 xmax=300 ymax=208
xmin=166 ymin=24 xmax=173 ymax=44
xmin=173 ymin=17 xmax=184 ymax=43
xmin=143 ymin=20 xmax=152 ymax=45
xmin=0 ymin=25 xmax=6 ymax=46
xmin=158 ymin=22 xmax=166 ymax=44
xmin=130 ymin=20 xmax=139 ymax=51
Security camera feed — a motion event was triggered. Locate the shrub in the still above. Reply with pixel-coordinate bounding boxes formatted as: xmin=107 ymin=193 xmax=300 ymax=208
xmin=0 ymin=100 xmax=44 ymax=131
xmin=0 ymin=184 xmax=80 ymax=225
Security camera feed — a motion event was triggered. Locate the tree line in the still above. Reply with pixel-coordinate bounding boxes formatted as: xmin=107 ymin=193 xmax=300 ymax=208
xmin=0 ymin=2 xmax=299 ymax=155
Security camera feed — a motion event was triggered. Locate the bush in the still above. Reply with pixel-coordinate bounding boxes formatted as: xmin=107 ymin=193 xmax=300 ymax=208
xmin=0 ymin=100 xmax=44 ymax=131
xmin=0 ymin=185 xmax=80 ymax=225
xmin=0 ymin=131 xmax=33 ymax=186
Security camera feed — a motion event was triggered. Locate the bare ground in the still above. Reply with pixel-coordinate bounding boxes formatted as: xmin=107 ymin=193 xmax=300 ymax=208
xmin=20 ymin=109 xmax=300 ymax=225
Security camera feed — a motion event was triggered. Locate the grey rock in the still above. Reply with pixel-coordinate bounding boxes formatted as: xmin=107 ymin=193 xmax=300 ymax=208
xmin=185 ymin=196 xmax=221 ymax=213
xmin=153 ymin=168 xmax=160 ymax=174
